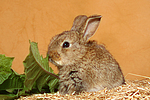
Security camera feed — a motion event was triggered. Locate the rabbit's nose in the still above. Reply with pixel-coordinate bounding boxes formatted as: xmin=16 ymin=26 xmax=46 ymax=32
xmin=48 ymin=51 xmax=61 ymax=61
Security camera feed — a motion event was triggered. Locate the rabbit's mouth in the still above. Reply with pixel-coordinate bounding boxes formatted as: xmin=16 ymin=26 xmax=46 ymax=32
xmin=48 ymin=55 xmax=63 ymax=69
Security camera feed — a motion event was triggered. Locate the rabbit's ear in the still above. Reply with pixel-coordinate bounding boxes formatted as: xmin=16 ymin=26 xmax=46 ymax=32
xmin=71 ymin=15 xmax=88 ymax=31
xmin=82 ymin=15 xmax=102 ymax=41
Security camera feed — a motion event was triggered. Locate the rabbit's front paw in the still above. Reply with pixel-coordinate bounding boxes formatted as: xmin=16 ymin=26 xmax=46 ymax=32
xmin=59 ymin=80 xmax=75 ymax=95
xmin=59 ymin=71 xmax=83 ymax=95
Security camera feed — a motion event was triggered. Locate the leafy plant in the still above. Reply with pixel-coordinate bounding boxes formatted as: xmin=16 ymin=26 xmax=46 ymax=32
xmin=0 ymin=41 xmax=59 ymax=100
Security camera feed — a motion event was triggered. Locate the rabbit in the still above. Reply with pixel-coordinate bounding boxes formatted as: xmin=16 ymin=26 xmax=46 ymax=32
xmin=47 ymin=15 xmax=125 ymax=95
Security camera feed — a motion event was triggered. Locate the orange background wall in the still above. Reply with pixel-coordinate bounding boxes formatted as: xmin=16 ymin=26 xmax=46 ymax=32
xmin=0 ymin=0 xmax=150 ymax=80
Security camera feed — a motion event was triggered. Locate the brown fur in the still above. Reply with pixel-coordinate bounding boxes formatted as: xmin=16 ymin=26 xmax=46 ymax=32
xmin=47 ymin=15 xmax=125 ymax=95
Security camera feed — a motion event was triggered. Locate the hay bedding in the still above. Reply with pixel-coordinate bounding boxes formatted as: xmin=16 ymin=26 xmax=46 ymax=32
xmin=18 ymin=79 xmax=150 ymax=100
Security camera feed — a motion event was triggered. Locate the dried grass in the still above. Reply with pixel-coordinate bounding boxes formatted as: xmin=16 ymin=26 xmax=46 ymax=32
xmin=18 ymin=79 xmax=150 ymax=100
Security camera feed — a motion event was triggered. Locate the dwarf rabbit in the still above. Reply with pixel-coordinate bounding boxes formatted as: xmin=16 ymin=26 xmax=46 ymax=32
xmin=47 ymin=15 xmax=125 ymax=95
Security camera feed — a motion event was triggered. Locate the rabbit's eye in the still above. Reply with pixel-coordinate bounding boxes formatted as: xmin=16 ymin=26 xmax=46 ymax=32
xmin=62 ymin=41 xmax=70 ymax=48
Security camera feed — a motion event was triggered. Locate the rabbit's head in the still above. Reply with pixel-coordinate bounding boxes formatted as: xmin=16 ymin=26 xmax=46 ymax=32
xmin=48 ymin=15 xmax=102 ymax=68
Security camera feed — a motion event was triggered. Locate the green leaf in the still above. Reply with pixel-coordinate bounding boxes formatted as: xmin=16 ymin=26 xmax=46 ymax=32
xmin=48 ymin=78 xmax=59 ymax=93
xmin=23 ymin=41 xmax=59 ymax=92
xmin=0 ymin=94 xmax=18 ymax=100
xmin=0 ymin=55 xmax=26 ymax=99
xmin=0 ymin=41 xmax=59 ymax=99
xmin=0 ymin=55 xmax=14 ymax=84
xmin=0 ymin=70 xmax=25 ymax=91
